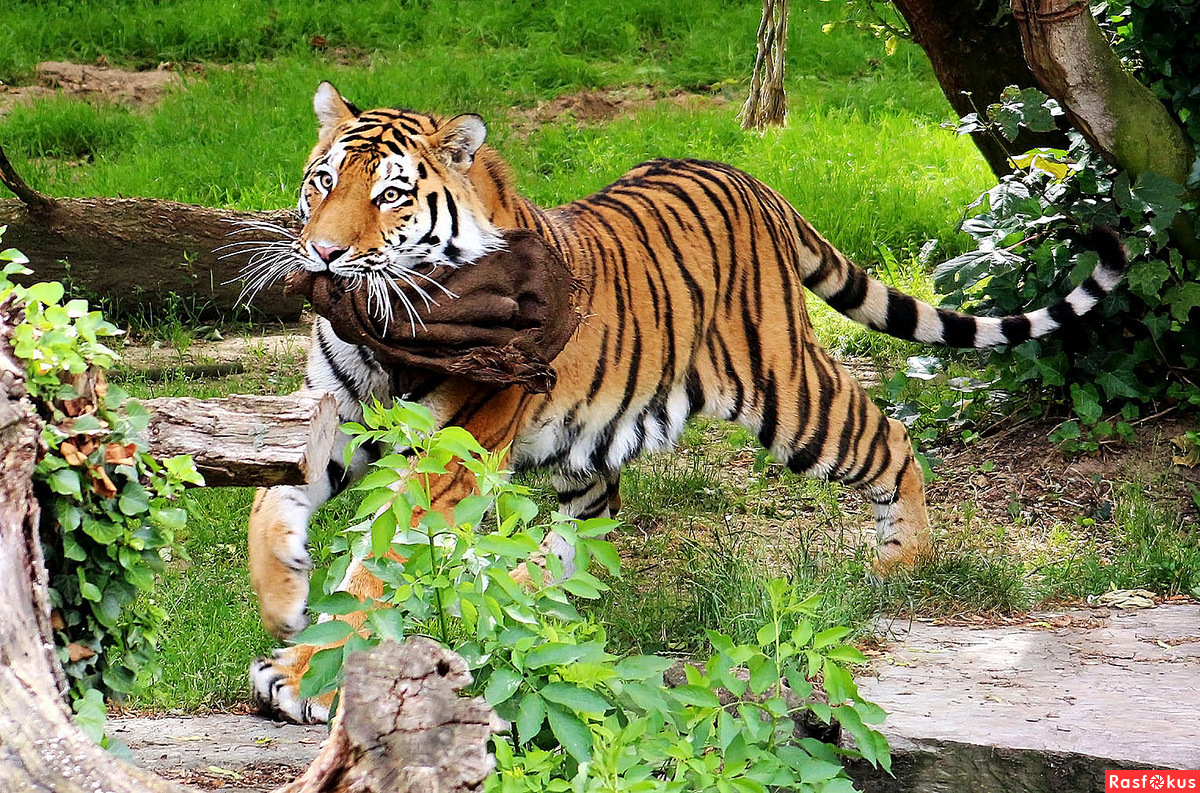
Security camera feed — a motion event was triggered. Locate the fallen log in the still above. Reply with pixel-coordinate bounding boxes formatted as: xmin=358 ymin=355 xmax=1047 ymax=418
xmin=0 ymin=144 xmax=305 ymax=320
xmin=143 ymin=391 xmax=338 ymax=487
xmin=1 ymin=285 xmax=499 ymax=793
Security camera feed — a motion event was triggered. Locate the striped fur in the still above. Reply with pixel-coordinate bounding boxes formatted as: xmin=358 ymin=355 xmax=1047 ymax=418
xmin=247 ymin=83 xmax=1126 ymax=722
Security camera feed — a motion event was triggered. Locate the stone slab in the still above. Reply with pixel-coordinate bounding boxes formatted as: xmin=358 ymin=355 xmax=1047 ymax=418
xmin=849 ymin=604 xmax=1200 ymax=792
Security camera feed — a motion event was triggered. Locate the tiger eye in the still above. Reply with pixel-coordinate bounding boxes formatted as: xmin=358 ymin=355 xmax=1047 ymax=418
xmin=381 ymin=187 xmax=402 ymax=204
xmin=317 ymin=172 xmax=334 ymax=191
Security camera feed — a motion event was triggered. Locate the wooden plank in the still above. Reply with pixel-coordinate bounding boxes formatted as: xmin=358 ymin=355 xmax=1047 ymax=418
xmin=141 ymin=390 xmax=338 ymax=488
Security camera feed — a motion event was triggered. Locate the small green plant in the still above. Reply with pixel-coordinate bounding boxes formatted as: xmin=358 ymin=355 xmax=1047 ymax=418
xmin=305 ymin=400 xmax=890 ymax=791
xmin=2 ymin=233 xmax=200 ymax=729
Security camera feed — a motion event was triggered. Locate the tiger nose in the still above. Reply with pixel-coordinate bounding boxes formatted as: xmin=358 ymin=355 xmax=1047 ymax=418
xmin=312 ymin=243 xmax=349 ymax=263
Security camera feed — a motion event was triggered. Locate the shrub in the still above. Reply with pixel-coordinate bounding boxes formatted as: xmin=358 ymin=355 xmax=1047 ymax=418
xmin=1 ymin=234 xmax=199 ymax=741
xmin=304 ymin=400 xmax=890 ymax=792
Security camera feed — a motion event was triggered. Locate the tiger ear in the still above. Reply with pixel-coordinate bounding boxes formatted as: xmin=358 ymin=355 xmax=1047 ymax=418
xmin=431 ymin=114 xmax=487 ymax=173
xmin=313 ymin=81 xmax=359 ymax=133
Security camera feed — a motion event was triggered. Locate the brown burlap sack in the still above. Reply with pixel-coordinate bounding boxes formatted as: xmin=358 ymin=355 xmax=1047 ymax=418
xmin=285 ymin=229 xmax=582 ymax=393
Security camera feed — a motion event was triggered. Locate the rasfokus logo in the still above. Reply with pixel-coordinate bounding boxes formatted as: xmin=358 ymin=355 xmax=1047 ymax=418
xmin=1107 ymin=771 xmax=1200 ymax=790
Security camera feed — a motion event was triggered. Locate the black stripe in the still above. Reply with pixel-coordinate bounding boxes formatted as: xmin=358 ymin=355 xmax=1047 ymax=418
xmin=1048 ymin=300 xmax=1076 ymax=325
xmin=824 ymin=267 xmax=869 ymax=312
xmin=1001 ymin=315 xmax=1032 ymax=344
xmin=884 ymin=290 xmax=919 ymax=339
xmin=940 ymin=313 xmax=977 ymax=347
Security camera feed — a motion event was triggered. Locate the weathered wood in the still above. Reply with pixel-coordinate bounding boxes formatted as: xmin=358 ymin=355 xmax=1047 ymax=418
xmin=142 ymin=390 xmax=338 ymax=487
xmin=281 ymin=637 xmax=499 ymax=793
xmin=741 ymin=0 xmax=788 ymax=130
xmin=0 ymin=144 xmax=305 ymax=320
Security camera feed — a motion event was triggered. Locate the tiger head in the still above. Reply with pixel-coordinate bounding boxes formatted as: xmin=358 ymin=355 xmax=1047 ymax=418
xmin=246 ymin=82 xmax=504 ymax=323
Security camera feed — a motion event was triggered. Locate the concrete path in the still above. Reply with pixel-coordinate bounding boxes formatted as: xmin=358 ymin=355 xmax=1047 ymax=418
xmin=110 ymin=714 xmax=325 ymax=790
xmin=111 ymin=604 xmax=1199 ymax=791
xmin=850 ymin=604 xmax=1200 ymax=792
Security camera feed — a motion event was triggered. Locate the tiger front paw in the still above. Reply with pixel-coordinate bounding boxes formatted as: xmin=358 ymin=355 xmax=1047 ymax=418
xmin=250 ymin=645 xmax=333 ymax=724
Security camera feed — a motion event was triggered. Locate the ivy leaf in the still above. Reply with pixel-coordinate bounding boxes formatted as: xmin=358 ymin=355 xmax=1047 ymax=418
xmin=72 ymin=689 xmax=107 ymax=744
xmin=1165 ymin=282 xmax=1200 ymax=322
xmin=1126 ymin=259 xmax=1171 ymax=300
xmin=1070 ymin=383 xmax=1103 ymax=424
xmin=48 ymin=468 xmax=82 ymax=498
xmin=118 ymin=482 xmax=151 ymax=517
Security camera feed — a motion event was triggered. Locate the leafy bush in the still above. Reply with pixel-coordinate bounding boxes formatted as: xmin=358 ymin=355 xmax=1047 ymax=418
xmin=932 ymin=87 xmax=1199 ymax=445
xmin=304 ymin=401 xmax=890 ymax=792
xmin=1 ymin=233 xmax=199 ymax=714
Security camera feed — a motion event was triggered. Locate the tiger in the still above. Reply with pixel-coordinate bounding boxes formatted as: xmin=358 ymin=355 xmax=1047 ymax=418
xmin=244 ymin=81 xmax=1126 ymax=723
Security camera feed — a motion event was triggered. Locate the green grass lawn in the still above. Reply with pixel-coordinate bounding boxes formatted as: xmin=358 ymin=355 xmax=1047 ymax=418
xmin=9 ymin=0 xmax=1193 ymax=714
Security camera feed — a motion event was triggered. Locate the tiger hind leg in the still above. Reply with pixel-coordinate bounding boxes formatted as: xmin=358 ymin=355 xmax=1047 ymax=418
xmin=755 ymin=359 xmax=931 ymax=571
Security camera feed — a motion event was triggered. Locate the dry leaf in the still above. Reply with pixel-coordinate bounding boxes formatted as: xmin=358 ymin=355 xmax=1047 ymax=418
xmin=89 ymin=465 xmax=118 ymax=499
xmin=104 ymin=442 xmax=137 ymax=466
xmin=60 ymin=441 xmax=88 ymax=466
xmin=1170 ymin=433 xmax=1200 ymax=467
xmin=50 ymin=610 xmax=65 ymax=631
xmin=66 ymin=643 xmax=95 ymax=662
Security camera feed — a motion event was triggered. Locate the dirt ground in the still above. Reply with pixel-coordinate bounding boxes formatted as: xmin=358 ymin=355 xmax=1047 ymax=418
xmin=0 ymin=61 xmax=183 ymax=115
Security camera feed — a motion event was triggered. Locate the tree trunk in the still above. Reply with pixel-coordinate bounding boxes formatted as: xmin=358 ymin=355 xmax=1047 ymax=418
xmin=742 ymin=0 xmax=789 ymax=130
xmin=0 ymin=303 xmax=500 ymax=791
xmin=282 ymin=637 xmax=500 ymax=793
xmin=143 ymin=391 xmax=338 ymax=487
xmin=0 ymin=146 xmax=305 ymax=321
xmin=891 ymin=0 xmax=1071 ymax=177
xmin=1009 ymin=0 xmax=1199 ymax=254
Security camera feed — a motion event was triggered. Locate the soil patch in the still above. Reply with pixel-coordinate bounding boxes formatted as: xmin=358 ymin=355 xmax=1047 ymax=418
xmin=0 ymin=60 xmax=181 ymax=115
xmin=507 ymin=86 xmax=730 ymax=138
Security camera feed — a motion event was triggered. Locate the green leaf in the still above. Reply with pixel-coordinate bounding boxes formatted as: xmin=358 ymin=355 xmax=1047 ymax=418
xmin=524 ymin=642 xmax=607 ymax=670
xmin=371 ymin=507 xmax=397 ymax=559
xmin=477 ymin=534 xmax=539 ymax=558
xmin=614 ymin=654 xmax=674 ymax=681
xmin=545 ymin=702 xmax=592 ymax=762
xmin=309 ymin=592 xmax=366 ymax=616
xmin=587 ymin=539 xmax=621 ymax=575
xmin=293 ymin=619 xmax=355 ymax=646
xmin=118 ymin=482 xmax=151 ymax=516
xmin=824 ymin=645 xmax=868 ymax=665
xmin=484 ymin=668 xmax=523 ymax=706
xmin=48 ymin=468 xmax=82 ymax=498
xmin=539 ymin=682 xmax=611 ymax=715
xmin=453 ymin=494 xmax=492 ymax=527
xmin=299 ymin=646 xmax=343 ymax=700
xmin=515 ymin=692 xmax=546 ymax=745
xmin=366 ymin=608 xmax=406 ymax=642
xmin=813 ymin=626 xmax=852 ymax=650
xmin=822 ymin=659 xmax=856 ymax=705
xmin=671 ymin=684 xmax=720 ymax=708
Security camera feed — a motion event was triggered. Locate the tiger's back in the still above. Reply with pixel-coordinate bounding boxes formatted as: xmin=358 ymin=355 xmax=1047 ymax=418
xmin=244 ymin=84 xmax=1125 ymax=723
